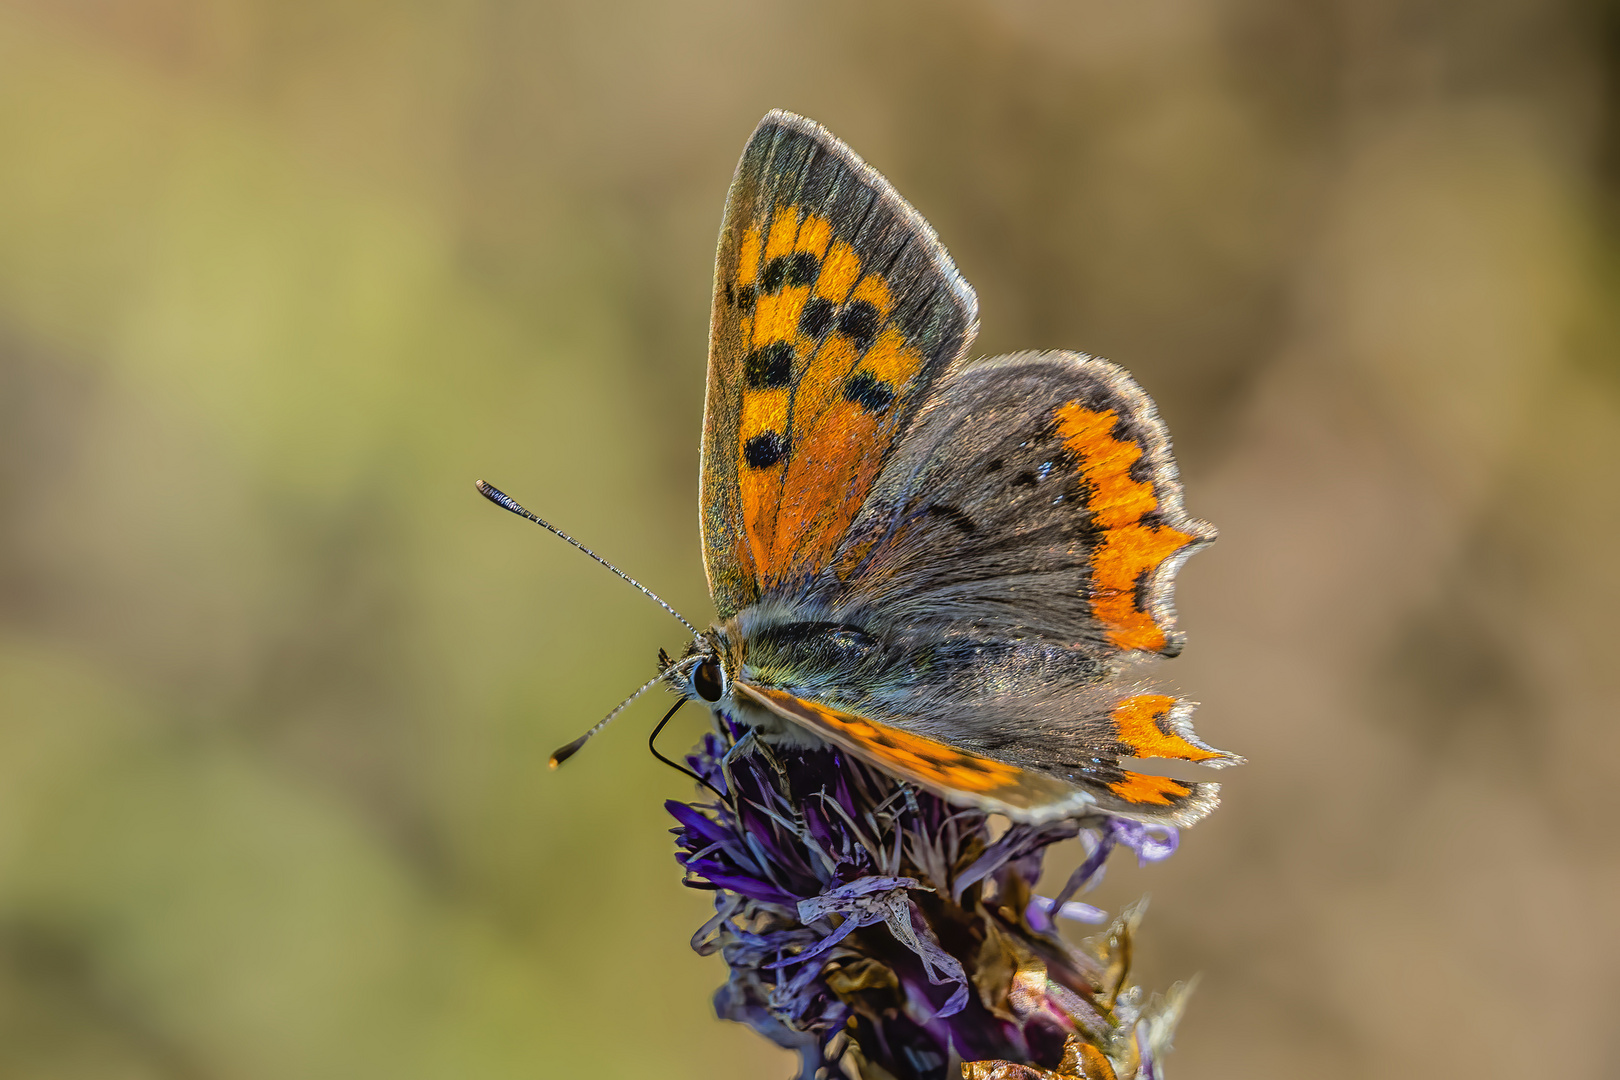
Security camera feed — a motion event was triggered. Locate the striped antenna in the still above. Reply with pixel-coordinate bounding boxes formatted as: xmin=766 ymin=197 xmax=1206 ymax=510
xmin=474 ymin=479 xmax=700 ymax=639
xmin=548 ymin=671 xmax=668 ymax=767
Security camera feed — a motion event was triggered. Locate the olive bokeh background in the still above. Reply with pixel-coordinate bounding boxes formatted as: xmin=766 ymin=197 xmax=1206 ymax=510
xmin=3 ymin=1 xmax=1618 ymax=1077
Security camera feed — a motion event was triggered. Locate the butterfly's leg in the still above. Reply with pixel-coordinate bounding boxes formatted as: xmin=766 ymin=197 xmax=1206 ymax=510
xmin=751 ymin=734 xmax=795 ymax=799
xmin=718 ymin=729 xmax=758 ymax=799
xmin=708 ymin=704 xmax=737 ymax=750
xmin=721 ymin=729 xmax=795 ymax=801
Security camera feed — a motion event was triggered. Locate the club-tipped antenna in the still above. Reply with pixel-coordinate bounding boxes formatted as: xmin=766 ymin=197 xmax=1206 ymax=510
xmin=549 ymin=670 xmax=669 ymax=768
xmin=475 ymin=480 xmax=699 ymax=638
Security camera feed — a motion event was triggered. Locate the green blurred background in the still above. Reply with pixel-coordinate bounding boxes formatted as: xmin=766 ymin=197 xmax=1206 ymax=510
xmin=2 ymin=0 xmax=1618 ymax=1077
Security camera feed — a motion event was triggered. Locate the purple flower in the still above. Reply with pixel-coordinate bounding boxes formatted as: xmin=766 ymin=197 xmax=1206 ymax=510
xmin=669 ymin=728 xmax=1196 ymax=1079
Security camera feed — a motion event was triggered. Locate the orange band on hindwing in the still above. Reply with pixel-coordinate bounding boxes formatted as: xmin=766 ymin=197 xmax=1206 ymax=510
xmin=732 ymin=681 xmax=1228 ymax=824
xmin=1107 ymin=770 xmax=1192 ymax=807
xmin=1053 ymin=401 xmax=1196 ymax=652
xmin=1102 ymin=694 xmax=1240 ymax=807
xmin=735 ymin=684 xmax=1099 ymax=822
xmin=1110 ymin=694 xmax=1223 ymax=763
xmin=761 ymin=688 xmax=1021 ymax=794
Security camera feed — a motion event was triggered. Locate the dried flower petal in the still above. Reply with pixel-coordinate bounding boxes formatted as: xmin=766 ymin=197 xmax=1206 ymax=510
xmin=963 ymin=1033 xmax=1121 ymax=1080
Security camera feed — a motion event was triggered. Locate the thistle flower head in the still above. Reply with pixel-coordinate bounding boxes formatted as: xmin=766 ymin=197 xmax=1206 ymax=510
xmin=669 ymin=726 xmax=1194 ymax=1080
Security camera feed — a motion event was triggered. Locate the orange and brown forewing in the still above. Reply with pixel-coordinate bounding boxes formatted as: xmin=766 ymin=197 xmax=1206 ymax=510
xmin=701 ymin=111 xmax=978 ymax=617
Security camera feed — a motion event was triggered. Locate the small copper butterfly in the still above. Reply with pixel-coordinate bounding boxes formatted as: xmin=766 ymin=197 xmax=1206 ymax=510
xmin=481 ymin=111 xmax=1241 ymax=825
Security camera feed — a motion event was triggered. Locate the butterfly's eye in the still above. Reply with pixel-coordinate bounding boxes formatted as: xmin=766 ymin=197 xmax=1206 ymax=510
xmin=692 ymin=658 xmax=725 ymax=703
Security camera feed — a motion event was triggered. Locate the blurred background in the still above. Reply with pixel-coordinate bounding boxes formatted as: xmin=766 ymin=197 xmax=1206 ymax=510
xmin=1 ymin=0 xmax=1617 ymax=1077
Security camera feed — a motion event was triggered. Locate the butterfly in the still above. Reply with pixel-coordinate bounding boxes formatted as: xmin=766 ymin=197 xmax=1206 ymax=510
xmin=482 ymin=110 xmax=1240 ymax=826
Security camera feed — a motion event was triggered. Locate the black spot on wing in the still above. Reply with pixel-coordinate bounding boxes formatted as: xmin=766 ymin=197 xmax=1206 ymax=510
xmin=799 ymin=297 xmax=835 ymax=337
xmin=843 ymin=372 xmax=895 ymax=414
xmin=743 ymin=431 xmax=787 ymax=468
xmin=925 ymin=505 xmax=977 ymax=535
xmin=745 ymin=343 xmax=794 ymax=389
xmin=761 ymin=256 xmax=789 ymax=294
xmin=761 ymin=252 xmax=821 ymax=295
xmin=1133 ymin=567 xmax=1152 ymax=613
xmin=732 ymin=284 xmax=756 ymax=312
xmin=838 ymin=301 xmax=880 ymax=351
xmin=787 ymin=251 xmax=818 ymax=286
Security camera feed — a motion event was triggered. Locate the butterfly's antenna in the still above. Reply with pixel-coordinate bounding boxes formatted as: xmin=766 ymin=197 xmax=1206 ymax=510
xmin=475 ymin=480 xmax=700 ymax=639
xmin=549 ymin=671 xmax=667 ymax=768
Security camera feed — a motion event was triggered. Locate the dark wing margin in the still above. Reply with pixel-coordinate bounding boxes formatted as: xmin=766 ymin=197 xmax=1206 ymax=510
xmin=700 ymin=110 xmax=979 ymax=618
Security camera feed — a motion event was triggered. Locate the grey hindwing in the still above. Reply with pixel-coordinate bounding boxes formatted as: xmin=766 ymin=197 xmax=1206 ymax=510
xmin=825 ymin=351 xmax=1210 ymax=650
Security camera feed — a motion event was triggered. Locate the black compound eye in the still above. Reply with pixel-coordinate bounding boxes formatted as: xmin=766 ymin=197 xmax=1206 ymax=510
xmin=692 ymin=659 xmax=724 ymax=703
